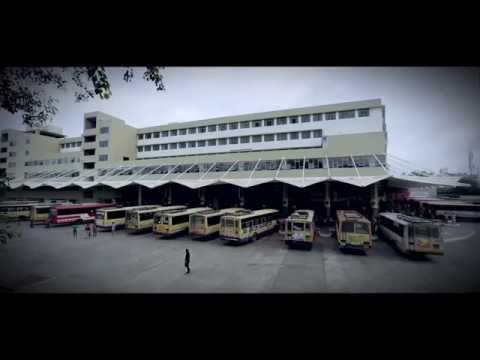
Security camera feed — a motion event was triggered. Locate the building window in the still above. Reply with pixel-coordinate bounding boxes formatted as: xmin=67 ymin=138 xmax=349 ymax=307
xmin=218 ymin=138 xmax=227 ymax=145
xmin=188 ymin=141 xmax=196 ymax=148
xmin=66 ymin=143 xmax=71 ymax=148
xmin=339 ymin=110 xmax=355 ymax=119
xmin=153 ymin=132 xmax=160 ymax=138
xmin=208 ymin=125 xmax=217 ymax=132
xmin=76 ymin=142 xmax=82 ymax=147
xmin=0 ymin=147 xmax=6 ymax=153
xmin=26 ymin=138 xmax=30 ymax=144
xmin=264 ymin=119 xmax=274 ymax=126
xmin=208 ymin=139 xmax=217 ymax=146
xmin=1 ymin=134 xmax=8 ymax=142
xmin=229 ymin=137 xmax=238 ymax=144
xmin=276 ymin=117 xmax=287 ymax=125
xmin=170 ymin=130 xmax=177 ymax=136
xmin=61 ymin=144 xmax=65 ymax=149
xmin=289 ymin=116 xmax=298 ymax=124
xmin=169 ymin=143 xmax=177 ymax=150
xmin=276 ymin=133 xmax=287 ymax=141
xmin=252 ymin=135 xmax=262 ymax=143
xmin=162 ymin=131 xmax=169 ymax=137
xmin=290 ymin=132 xmax=299 ymax=140
xmin=100 ymin=126 xmax=109 ymax=134
xmin=264 ymin=134 xmax=274 ymax=142
xmin=240 ymin=136 xmax=250 ymax=144
xmin=161 ymin=144 xmax=168 ymax=150
xmin=325 ymin=112 xmax=336 ymax=120
xmin=25 ymin=150 xmax=29 ymax=156
xmin=358 ymin=108 xmax=370 ymax=117
xmin=198 ymin=126 xmax=206 ymax=133
xmin=145 ymin=133 xmax=152 ymax=139
xmin=153 ymin=144 xmax=160 ymax=151
xmin=179 ymin=129 xmax=187 ymax=135
xmin=229 ymin=123 xmax=238 ymax=130
xmin=313 ymin=113 xmax=322 ymax=121
xmin=138 ymin=134 xmax=144 ymax=140
xmin=198 ymin=140 xmax=206 ymax=147
xmin=301 ymin=114 xmax=311 ymax=123
xmin=9 ymin=152 xmax=15 ymax=157
xmin=179 ymin=142 xmax=187 ymax=149
xmin=137 ymin=146 xmax=144 ymax=152
xmin=240 ymin=121 xmax=250 ymax=129
xmin=301 ymin=131 xmax=311 ymax=139
xmin=144 ymin=145 xmax=151 ymax=151
xmin=313 ymin=130 xmax=323 ymax=138
xmin=253 ymin=120 xmax=262 ymax=128
xmin=8 ymin=162 xmax=16 ymax=168
xmin=219 ymin=124 xmax=227 ymax=131
xmin=0 ymin=158 xmax=6 ymax=163
xmin=188 ymin=128 xmax=196 ymax=134
xmin=99 ymin=140 xmax=108 ymax=147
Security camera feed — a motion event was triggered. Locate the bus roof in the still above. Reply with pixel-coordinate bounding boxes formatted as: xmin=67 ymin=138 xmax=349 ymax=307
xmin=223 ymin=208 xmax=279 ymax=219
xmin=379 ymin=212 xmax=437 ymax=225
xmin=288 ymin=209 xmax=314 ymax=222
xmin=194 ymin=208 xmax=245 ymax=217
xmin=99 ymin=205 xmax=159 ymax=212
xmin=336 ymin=210 xmax=370 ymax=223
xmin=130 ymin=205 xmax=185 ymax=214
xmin=52 ymin=203 xmax=116 ymax=210
xmin=163 ymin=207 xmax=211 ymax=216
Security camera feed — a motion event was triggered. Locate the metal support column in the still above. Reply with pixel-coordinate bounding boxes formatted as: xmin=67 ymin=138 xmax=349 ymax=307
xmin=370 ymin=182 xmax=379 ymax=219
xmin=282 ymin=183 xmax=289 ymax=216
xmin=198 ymin=188 xmax=206 ymax=206
xmin=238 ymin=187 xmax=245 ymax=207
xmin=137 ymin=184 xmax=142 ymax=205
xmin=167 ymin=184 xmax=172 ymax=205
xmin=324 ymin=181 xmax=331 ymax=221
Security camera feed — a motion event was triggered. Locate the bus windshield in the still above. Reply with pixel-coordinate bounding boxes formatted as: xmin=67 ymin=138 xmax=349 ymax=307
xmin=127 ymin=212 xmax=137 ymax=224
xmin=341 ymin=222 xmax=355 ymax=233
xmin=292 ymin=222 xmax=304 ymax=231
xmin=96 ymin=212 xmax=105 ymax=220
xmin=355 ymin=222 xmax=369 ymax=234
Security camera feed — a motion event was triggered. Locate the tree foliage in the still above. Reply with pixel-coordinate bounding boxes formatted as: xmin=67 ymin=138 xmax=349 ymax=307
xmin=0 ymin=67 xmax=165 ymax=127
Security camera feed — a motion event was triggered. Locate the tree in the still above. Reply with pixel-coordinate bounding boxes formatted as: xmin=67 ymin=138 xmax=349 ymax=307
xmin=0 ymin=67 xmax=165 ymax=127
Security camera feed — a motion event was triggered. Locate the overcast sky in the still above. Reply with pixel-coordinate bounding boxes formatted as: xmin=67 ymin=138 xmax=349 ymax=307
xmin=1 ymin=67 xmax=479 ymax=173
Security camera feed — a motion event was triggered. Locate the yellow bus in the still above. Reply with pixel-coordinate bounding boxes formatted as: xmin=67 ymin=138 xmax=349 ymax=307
xmin=0 ymin=201 xmax=42 ymax=221
xmin=30 ymin=204 xmax=55 ymax=225
xmin=95 ymin=205 xmax=160 ymax=231
xmin=284 ymin=209 xmax=316 ymax=250
xmin=220 ymin=209 xmax=279 ymax=244
xmin=126 ymin=205 xmax=186 ymax=233
xmin=189 ymin=208 xmax=244 ymax=239
xmin=153 ymin=207 xmax=210 ymax=237
xmin=335 ymin=210 xmax=372 ymax=252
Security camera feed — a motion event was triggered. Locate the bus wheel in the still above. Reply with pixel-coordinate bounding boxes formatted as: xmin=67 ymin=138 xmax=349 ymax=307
xmin=252 ymin=234 xmax=257 ymax=242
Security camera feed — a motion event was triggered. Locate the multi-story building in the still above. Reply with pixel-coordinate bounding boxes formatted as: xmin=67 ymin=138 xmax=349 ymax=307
xmin=2 ymin=99 xmax=400 ymax=215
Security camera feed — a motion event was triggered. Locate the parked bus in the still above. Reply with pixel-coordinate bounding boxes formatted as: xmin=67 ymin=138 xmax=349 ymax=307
xmin=220 ymin=208 xmax=279 ymax=244
xmin=284 ymin=209 xmax=316 ymax=250
xmin=377 ymin=212 xmax=444 ymax=255
xmin=46 ymin=203 xmax=117 ymax=227
xmin=189 ymin=208 xmax=244 ymax=239
xmin=153 ymin=207 xmax=210 ymax=237
xmin=335 ymin=210 xmax=373 ymax=252
xmin=126 ymin=205 xmax=186 ymax=233
xmin=0 ymin=201 xmax=42 ymax=221
xmin=95 ymin=205 xmax=160 ymax=230
xmin=410 ymin=199 xmax=480 ymax=221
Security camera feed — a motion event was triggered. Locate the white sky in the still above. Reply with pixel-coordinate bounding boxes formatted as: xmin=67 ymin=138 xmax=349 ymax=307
xmin=1 ymin=67 xmax=479 ymax=173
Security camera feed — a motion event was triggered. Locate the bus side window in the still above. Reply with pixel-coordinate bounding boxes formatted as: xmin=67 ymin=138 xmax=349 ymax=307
xmin=305 ymin=223 xmax=310 ymax=231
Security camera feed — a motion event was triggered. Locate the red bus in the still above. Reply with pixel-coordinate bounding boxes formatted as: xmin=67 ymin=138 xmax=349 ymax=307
xmin=46 ymin=203 xmax=118 ymax=227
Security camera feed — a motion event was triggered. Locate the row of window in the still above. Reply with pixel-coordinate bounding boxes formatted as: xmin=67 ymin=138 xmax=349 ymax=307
xmin=97 ymin=155 xmax=386 ymax=177
xmin=25 ymin=157 xmax=82 ymax=166
xmin=137 ymin=131 xmax=323 ymax=152
xmin=137 ymin=109 xmax=369 ymax=140
xmin=61 ymin=141 xmax=82 ymax=149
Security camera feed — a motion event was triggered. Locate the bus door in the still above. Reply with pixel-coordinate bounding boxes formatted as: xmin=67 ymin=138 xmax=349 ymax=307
xmin=291 ymin=222 xmax=305 ymax=242
xmin=222 ymin=217 xmax=237 ymax=238
xmin=412 ymin=224 xmax=435 ymax=252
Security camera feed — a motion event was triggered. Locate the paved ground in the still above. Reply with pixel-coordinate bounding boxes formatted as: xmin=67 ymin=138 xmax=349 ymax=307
xmin=0 ymin=221 xmax=479 ymax=293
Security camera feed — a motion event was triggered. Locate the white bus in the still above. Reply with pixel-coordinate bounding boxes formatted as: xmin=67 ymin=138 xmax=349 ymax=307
xmin=153 ymin=207 xmax=210 ymax=237
xmin=377 ymin=212 xmax=444 ymax=256
xmin=95 ymin=205 xmax=160 ymax=230
xmin=220 ymin=209 xmax=279 ymax=244
xmin=189 ymin=208 xmax=244 ymax=239
xmin=126 ymin=205 xmax=186 ymax=233
xmin=284 ymin=209 xmax=316 ymax=250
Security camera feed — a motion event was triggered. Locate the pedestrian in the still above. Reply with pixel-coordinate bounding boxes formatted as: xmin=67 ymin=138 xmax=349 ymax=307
xmin=112 ymin=223 xmax=116 ymax=235
xmin=184 ymin=249 xmax=190 ymax=274
xmin=87 ymin=223 xmax=92 ymax=239
xmin=92 ymin=222 xmax=97 ymax=238
xmin=73 ymin=224 xmax=78 ymax=240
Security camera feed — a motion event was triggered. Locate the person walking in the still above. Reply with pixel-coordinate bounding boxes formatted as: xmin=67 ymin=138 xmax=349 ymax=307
xmin=92 ymin=222 xmax=97 ymax=238
xmin=73 ymin=224 xmax=78 ymax=240
xmin=112 ymin=223 xmax=116 ymax=235
xmin=87 ymin=223 xmax=92 ymax=239
xmin=184 ymin=249 xmax=190 ymax=274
